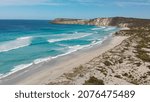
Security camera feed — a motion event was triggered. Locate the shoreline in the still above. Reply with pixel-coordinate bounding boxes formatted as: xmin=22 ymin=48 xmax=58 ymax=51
xmin=0 ymin=33 xmax=127 ymax=85
xmin=0 ymin=27 xmax=118 ymax=80
xmin=0 ymin=29 xmax=114 ymax=80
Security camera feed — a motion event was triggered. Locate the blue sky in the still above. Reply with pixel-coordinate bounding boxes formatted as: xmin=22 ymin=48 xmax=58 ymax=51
xmin=0 ymin=0 xmax=150 ymax=19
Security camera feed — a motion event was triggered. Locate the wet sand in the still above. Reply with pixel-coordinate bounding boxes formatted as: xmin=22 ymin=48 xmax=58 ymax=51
xmin=0 ymin=35 xmax=127 ymax=85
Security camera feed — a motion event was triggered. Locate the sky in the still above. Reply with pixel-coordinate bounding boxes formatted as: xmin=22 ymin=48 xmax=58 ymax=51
xmin=0 ymin=0 xmax=150 ymax=20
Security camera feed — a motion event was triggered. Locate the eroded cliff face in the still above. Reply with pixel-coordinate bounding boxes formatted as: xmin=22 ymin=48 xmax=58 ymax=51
xmin=88 ymin=18 xmax=112 ymax=26
xmin=52 ymin=18 xmax=112 ymax=26
xmin=52 ymin=17 xmax=150 ymax=28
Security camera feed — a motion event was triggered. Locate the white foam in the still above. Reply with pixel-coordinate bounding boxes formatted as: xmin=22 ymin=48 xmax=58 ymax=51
xmin=68 ymin=45 xmax=84 ymax=52
xmin=0 ymin=63 xmax=33 ymax=79
xmin=33 ymin=57 xmax=52 ymax=64
xmin=101 ymin=26 xmax=106 ymax=29
xmin=0 ymin=74 xmax=3 ymax=77
xmin=104 ymin=27 xmax=116 ymax=31
xmin=33 ymin=51 xmax=73 ymax=65
xmin=0 ymin=57 xmax=53 ymax=79
xmin=92 ymin=27 xmax=106 ymax=30
xmin=48 ymin=32 xmax=92 ymax=43
xmin=51 ymin=45 xmax=88 ymax=59
xmin=11 ymin=63 xmax=33 ymax=72
xmin=0 ymin=32 xmax=114 ymax=79
xmin=91 ymin=40 xmax=97 ymax=44
xmin=0 ymin=36 xmax=32 ymax=53
xmin=68 ymin=45 xmax=81 ymax=49
xmin=68 ymin=44 xmax=95 ymax=53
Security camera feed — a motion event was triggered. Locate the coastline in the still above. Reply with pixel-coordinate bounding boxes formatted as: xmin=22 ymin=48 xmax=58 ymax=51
xmin=0 ymin=33 xmax=127 ymax=85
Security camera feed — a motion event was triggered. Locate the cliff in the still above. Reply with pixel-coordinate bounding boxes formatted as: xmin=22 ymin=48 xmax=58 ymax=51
xmin=52 ymin=17 xmax=150 ymax=28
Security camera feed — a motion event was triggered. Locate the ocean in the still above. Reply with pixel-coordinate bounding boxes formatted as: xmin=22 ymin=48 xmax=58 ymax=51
xmin=0 ymin=20 xmax=118 ymax=78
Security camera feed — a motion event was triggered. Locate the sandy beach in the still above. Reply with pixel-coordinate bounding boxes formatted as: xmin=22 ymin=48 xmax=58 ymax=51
xmin=0 ymin=35 xmax=127 ymax=85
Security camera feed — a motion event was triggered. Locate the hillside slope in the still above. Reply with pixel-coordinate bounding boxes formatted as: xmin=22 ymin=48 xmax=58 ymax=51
xmin=48 ymin=17 xmax=150 ymax=85
xmin=52 ymin=17 xmax=150 ymax=28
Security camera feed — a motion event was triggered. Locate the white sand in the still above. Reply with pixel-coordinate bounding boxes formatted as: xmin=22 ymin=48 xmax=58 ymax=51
xmin=0 ymin=35 xmax=127 ymax=85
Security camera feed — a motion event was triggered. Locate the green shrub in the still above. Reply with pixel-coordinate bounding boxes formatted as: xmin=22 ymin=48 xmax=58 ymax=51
xmin=136 ymin=52 xmax=150 ymax=62
xmin=104 ymin=61 xmax=112 ymax=66
xmin=114 ymin=75 xmax=122 ymax=79
xmin=84 ymin=76 xmax=104 ymax=85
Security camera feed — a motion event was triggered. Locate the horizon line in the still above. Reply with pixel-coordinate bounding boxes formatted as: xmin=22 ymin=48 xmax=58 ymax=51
xmin=0 ymin=16 xmax=150 ymax=20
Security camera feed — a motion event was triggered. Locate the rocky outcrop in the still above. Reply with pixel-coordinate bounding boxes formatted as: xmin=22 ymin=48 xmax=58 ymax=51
xmin=52 ymin=17 xmax=150 ymax=28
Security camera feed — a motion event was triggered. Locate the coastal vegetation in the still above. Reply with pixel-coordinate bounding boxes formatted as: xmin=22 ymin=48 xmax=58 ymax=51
xmin=48 ymin=17 xmax=150 ymax=85
xmin=84 ymin=76 xmax=104 ymax=85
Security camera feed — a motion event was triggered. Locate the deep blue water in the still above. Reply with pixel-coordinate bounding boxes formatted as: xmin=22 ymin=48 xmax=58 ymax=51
xmin=0 ymin=20 xmax=118 ymax=78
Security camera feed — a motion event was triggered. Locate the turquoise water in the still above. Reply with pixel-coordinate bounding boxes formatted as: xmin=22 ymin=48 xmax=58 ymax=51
xmin=0 ymin=20 xmax=118 ymax=78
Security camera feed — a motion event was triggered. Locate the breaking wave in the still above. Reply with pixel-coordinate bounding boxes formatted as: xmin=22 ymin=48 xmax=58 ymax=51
xmin=48 ymin=32 xmax=92 ymax=43
xmin=0 ymin=36 xmax=32 ymax=53
xmin=91 ymin=26 xmax=106 ymax=30
xmin=104 ymin=27 xmax=116 ymax=31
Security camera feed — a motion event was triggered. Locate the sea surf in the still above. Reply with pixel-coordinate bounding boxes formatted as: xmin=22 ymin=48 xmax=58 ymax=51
xmin=0 ymin=20 xmax=119 ymax=79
